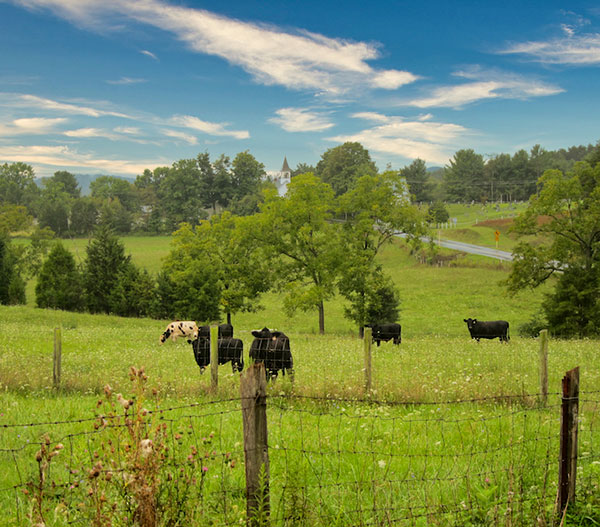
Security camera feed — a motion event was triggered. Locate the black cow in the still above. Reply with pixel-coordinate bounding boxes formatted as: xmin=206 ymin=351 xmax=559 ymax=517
xmin=367 ymin=323 xmax=401 ymax=346
xmin=198 ymin=323 xmax=234 ymax=339
xmin=463 ymin=318 xmax=510 ymax=343
xmin=189 ymin=336 xmax=244 ymax=373
xmin=249 ymin=327 xmax=294 ymax=380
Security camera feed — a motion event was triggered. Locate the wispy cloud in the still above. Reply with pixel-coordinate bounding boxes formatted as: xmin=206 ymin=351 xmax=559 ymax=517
xmin=269 ymin=107 xmax=334 ymax=132
xmin=140 ymin=49 xmax=158 ymax=60
xmin=5 ymin=117 xmax=67 ymax=134
xmin=170 ymin=115 xmax=249 ymax=139
xmin=328 ymin=113 xmax=469 ymax=164
xmin=500 ymin=33 xmax=600 ymax=65
xmin=63 ymin=127 xmax=118 ymax=139
xmin=0 ymin=93 xmax=132 ymax=118
xmin=405 ymin=68 xmax=563 ymax=109
xmin=106 ymin=77 xmax=147 ymax=85
xmin=10 ymin=0 xmax=418 ymax=97
xmin=161 ymin=128 xmax=198 ymax=145
xmin=0 ymin=144 xmax=165 ymax=176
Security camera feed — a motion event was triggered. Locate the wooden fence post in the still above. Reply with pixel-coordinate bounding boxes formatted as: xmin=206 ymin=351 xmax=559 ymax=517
xmin=210 ymin=324 xmax=219 ymax=391
xmin=364 ymin=327 xmax=372 ymax=393
xmin=53 ymin=327 xmax=61 ymax=390
xmin=538 ymin=329 xmax=548 ymax=406
xmin=557 ymin=366 xmax=580 ymax=517
xmin=241 ymin=363 xmax=270 ymax=526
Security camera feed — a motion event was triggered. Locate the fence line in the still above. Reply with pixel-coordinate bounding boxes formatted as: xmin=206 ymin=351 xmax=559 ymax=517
xmin=1 ymin=385 xmax=599 ymax=525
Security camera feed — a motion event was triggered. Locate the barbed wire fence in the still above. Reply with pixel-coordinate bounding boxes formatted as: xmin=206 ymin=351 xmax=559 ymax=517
xmin=1 ymin=365 xmax=598 ymax=526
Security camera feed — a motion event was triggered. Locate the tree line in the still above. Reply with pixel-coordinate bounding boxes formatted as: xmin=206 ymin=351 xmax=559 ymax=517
xmin=2 ymin=139 xmax=600 ymax=337
xmin=1 ymin=170 xmax=425 ymax=335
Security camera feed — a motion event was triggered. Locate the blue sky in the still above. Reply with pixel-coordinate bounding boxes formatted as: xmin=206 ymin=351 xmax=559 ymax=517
xmin=0 ymin=0 xmax=599 ymax=179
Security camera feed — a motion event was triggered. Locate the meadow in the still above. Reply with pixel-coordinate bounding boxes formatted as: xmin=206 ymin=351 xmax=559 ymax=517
xmin=1 ymin=235 xmax=599 ymax=525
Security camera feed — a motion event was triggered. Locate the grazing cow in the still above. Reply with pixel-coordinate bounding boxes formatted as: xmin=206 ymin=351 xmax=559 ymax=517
xmin=189 ymin=336 xmax=244 ymax=373
xmin=367 ymin=323 xmax=401 ymax=346
xmin=198 ymin=323 xmax=234 ymax=339
xmin=463 ymin=318 xmax=510 ymax=343
xmin=249 ymin=327 xmax=294 ymax=380
xmin=160 ymin=321 xmax=198 ymax=344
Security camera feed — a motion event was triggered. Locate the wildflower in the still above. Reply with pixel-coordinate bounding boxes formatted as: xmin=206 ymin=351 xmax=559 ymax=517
xmin=378 ymin=460 xmax=386 ymax=469
xmin=140 ymin=439 xmax=153 ymax=458
xmin=202 ymin=466 xmax=209 ymax=473
xmin=116 ymin=394 xmax=130 ymax=410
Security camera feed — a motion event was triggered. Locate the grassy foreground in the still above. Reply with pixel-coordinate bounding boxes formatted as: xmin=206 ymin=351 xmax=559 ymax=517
xmin=2 ymin=237 xmax=599 ymax=525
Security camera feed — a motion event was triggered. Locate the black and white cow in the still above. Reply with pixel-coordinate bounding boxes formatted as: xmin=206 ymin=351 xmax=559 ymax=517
xmin=160 ymin=321 xmax=199 ymax=344
xmin=249 ymin=327 xmax=294 ymax=380
xmin=197 ymin=323 xmax=234 ymax=339
xmin=189 ymin=336 xmax=244 ymax=373
xmin=367 ymin=323 xmax=401 ymax=346
xmin=463 ymin=318 xmax=510 ymax=342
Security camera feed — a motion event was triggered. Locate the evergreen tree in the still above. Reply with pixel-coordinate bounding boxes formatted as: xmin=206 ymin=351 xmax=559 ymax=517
xmin=400 ymin=159 xmax=433 ymax=202
xmin=0 ymin=234 xmax=26 ymax=305
xmin=35 ymin=241 xmax=84 ymax=311
xmin=108 ymin=261 xmax=155 ymax=317
xmin=83 ymin=226 xmax=130 ymax=314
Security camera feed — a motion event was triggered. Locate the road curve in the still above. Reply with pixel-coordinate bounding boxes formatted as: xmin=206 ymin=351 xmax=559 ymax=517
xmin=397 ymin=233 xmax=514 ymax=262
xmin=435 ymin=238 xmax=513 ymax=261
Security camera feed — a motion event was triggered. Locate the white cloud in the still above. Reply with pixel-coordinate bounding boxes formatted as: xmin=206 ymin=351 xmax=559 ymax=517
xmin=161 ymin=128 xmax=198 ymax=145
xmin=0 ymin=117 xmax=66 ymax=136
xmin=0 ymin=144 xmax=164 ymax=176
xmin=63 ymin=127 xmax=118 ymax=139
xmin=140 ymin=49 xmax=158 ymax=60
xmin=1 ymin=93 xmax=132 ymax=118
xmin=406 ymin=69 xmax=563 ymax=109
xmin=11 ymin=0 xmax=418 ymax=97
xmin=269 ymin=107 xmax=334 ymax=132
xmin=170 ymin=114 xmax=249 ymax=139
xmin=114 ymin=126 xmax=141 ymax=135
xmin=500 ymin=33 xmax=600 ymax=65
xmin=328 ymin=113 xmax=469 ymax=164
xmin=106 ymin=77 xmax=147 ymax=85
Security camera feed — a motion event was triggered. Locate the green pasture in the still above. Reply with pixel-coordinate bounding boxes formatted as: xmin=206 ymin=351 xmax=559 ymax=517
xmin=2 ymin=233 xmax=599 ymax=525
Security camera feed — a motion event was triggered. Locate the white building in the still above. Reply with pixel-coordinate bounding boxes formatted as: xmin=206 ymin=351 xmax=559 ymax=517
xmin=265 ymin=157 xmax=292 ymax=196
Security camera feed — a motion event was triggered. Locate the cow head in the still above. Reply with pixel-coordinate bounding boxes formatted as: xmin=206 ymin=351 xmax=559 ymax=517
xmin=251 ymin=327 xmax=272 ymax=339
xmin=463 ymin=318 xmax=478 ymax=330
xmin=159 ymin=327 xmax=172 ymax=344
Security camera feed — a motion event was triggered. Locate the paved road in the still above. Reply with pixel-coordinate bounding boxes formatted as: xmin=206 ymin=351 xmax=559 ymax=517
xmin=397 ymin=233 xmax=514 ymax=261
xmin=435 ymin=238 xmax=513 ymax=261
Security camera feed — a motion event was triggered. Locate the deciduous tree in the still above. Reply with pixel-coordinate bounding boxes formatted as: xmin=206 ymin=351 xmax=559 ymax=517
xmin=315 ymin=142 xmax=377 ymax=196
xmin=507 ymin=161 xmax=600 ymax=337
xmin=255 ymin=174 xmax=342 ymax=334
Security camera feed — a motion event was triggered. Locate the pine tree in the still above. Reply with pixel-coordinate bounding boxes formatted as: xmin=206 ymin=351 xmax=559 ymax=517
xmin=35 ymin=241 xmax=84 ymax=311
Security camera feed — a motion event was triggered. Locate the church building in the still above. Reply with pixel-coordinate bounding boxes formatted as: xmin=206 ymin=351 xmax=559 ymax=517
xmin=266 ymin=157 xmax=292 ymax=196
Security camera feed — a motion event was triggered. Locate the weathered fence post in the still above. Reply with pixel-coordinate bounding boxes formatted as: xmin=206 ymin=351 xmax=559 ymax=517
xmin=210 ymin=324 xmax=219 ymax=391
xmin=364 ymin=327 xmax=372 ymax=393
xmin=241 ymin=363 xmax=270 ymax=526
xmin=557 ymin=366 xmax=579 ymax=517
xmin=53 ymin=327 xmax=61 ymax=389
xmin=538 ymin=329 xmax=548 ymax=406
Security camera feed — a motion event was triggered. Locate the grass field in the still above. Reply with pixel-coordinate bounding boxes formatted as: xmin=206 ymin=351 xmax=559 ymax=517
xmin=2 ymin=232 xmax=599 ymax=525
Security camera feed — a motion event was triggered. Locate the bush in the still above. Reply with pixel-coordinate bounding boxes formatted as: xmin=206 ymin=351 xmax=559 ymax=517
xmin=428 ymin=201 xmax=450 ymax=223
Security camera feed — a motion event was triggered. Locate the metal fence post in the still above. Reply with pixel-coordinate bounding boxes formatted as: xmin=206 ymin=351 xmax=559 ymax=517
xmin=241 ymin=363 xmax=270 ymax=526
xmin=538 ymin=329 xmax=548 ymax=406
xmin=364 ymin=327 xmax=372 ymax=393
xmin=210 ymin=324 xmax=218 ymax=391
xmin=53 ymin=327 xmax=62 ymax=389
